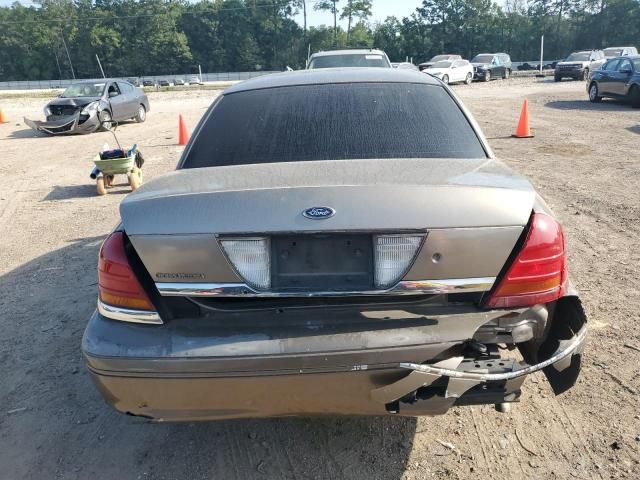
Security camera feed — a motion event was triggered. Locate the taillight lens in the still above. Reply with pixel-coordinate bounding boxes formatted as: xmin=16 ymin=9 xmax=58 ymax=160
xmin=98 ymin=232 xmax=155 ymax=311
xmin=483 ymin=213 xmax=566 ymax=309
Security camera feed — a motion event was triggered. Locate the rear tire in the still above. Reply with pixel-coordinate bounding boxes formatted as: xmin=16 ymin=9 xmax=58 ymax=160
xmin=134 ymin=104 xmax=146 ymax=123
xmin=442 ymin=74 xmax=449 ymax=85
xmin=554 ymin=75 xmax=561 ymax=82
xmin=589 ymin=83 xmax=602 ymax=103
xmin=629 ymin=85 xmax=640 ymax=108
xmin=96 ymin=177 xmax=107 ymax=196
xmin=465 ymin=72 xmax=472 ymax=85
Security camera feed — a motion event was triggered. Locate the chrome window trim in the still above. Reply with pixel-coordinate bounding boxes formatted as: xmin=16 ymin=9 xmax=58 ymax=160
xmin=155 ymin=277 xmax=496 ymax=298
xmin=97 ymin=300 xmax=163 ymax=325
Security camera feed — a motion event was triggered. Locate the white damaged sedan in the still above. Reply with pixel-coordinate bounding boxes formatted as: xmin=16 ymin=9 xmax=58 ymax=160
xmin=424 ymin=59 xmax=474 ymax=85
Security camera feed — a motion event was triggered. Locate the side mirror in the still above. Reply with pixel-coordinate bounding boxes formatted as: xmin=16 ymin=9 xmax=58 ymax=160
xmin=108 ymin=90 xmax=118 ymax=98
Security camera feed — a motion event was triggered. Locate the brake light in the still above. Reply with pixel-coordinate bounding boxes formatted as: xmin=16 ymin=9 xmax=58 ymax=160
xmin=484 ymin=213 xmax=566 ymax=308
xmin=98 ymin=232 xmax=155 ymax=311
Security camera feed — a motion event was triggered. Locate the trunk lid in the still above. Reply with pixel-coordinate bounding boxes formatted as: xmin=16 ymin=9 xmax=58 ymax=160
xmin=120 ymin=158 xmax=535 ymax=236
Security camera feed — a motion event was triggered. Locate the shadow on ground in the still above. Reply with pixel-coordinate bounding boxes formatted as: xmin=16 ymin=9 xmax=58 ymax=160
xmin=0 ymin=237 xmax=416 ymax=480
xmin=545 ymin=99 xmax=632 ymax=111
xmin=4 ymin=127 xmax=48 ymax=139
xmin=626 ymin=125 xmax=640 ymax=135
xmin=43 ymin=183 xmax=130 ymax=201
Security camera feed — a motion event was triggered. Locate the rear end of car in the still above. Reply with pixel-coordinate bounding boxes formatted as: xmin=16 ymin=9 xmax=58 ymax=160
xmin=82 ymin=70 xmax=587 ymax=421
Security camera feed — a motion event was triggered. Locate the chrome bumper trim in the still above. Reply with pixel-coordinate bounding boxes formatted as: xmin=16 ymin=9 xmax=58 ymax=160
xmin=97 ymin=300 xmax=163 ymax=325
xmin=155 ymin=277 xmax=496 ymax=298
xmin=399 ymin=324 xmax=587 ymax=381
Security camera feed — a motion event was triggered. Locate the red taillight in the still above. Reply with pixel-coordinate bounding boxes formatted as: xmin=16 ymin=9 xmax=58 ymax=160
xmin=484 ymin=213 xmax=567 ymax=309
xmin=98 ymin=232 xmax=155 ymax=311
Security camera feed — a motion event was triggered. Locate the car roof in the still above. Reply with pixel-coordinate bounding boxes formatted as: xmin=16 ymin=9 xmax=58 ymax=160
xmin=310 ymin=49 xmax=387 ymax=58
xmin=224 ymin=68 xmax=440 ymax=95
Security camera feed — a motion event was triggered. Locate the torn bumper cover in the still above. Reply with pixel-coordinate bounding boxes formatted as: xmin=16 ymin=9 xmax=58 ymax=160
xmin=372 ymin=309 xmax=586 ymax=414
xmin=24 ymin=112 xmax=101 ymax=135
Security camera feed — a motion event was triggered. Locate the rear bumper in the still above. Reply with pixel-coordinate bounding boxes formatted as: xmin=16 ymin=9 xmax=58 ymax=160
xmin=82 ymin=297 xmax=587 ymax=421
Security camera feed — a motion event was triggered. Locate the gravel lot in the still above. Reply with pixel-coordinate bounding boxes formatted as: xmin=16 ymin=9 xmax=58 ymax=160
xmin=0 ymin=77 xmax=638 ymax=480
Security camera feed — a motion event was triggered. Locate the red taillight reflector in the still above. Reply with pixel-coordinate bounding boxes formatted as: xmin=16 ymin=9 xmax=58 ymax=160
xmin=98 ymin=232 xmax=154 ymax=311
xmin=484 ymin=213 xmax=566 ymax=309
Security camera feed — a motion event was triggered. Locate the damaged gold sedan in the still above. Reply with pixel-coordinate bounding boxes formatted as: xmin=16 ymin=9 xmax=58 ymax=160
xmin=82 ymin=68 xmax=586 ymax=421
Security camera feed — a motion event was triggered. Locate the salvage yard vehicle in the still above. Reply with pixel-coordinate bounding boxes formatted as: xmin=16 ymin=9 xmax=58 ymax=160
xmin=554 ymin=50 xmax=606 ymax=81
xmin=471 ymin=53 xmax=510 ymax=81
xmin=418 ymin=54 xmax=461 ymax=71
xmin=307 ymin=49 xmax=392 ymax=69
xmin=82 ymin=68 xmax=587 ymax=421
xmin=588 ymin=56 xmax=640 ymax=108
xmin=24 ymin=79 xmax=150 ymax=135
xmin=424 ymin=59 xmax=473 ymax=84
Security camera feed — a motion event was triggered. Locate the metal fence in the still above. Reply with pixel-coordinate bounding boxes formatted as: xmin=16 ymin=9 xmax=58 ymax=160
xmin=0 ymin=71 xmax=280 ymax=91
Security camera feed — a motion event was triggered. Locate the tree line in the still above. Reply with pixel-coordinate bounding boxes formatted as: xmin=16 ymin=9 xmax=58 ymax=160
xmin=0 ymin=0 xmax=638 ymax=81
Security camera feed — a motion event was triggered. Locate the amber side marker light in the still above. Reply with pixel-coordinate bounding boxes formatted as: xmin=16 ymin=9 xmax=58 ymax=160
xmin=98 ymin=231 xmax=155 ymax=311
xmin=484 ymin=213 xmax=567 ymax=309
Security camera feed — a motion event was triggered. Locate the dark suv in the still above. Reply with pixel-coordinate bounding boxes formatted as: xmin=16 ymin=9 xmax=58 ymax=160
xmin=588 ymin=56 xmax=640 ymax=108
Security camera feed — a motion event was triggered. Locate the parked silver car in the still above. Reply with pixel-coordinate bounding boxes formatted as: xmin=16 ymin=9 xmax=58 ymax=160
xmin=83 ymin=68 xmax=587 ymax=421
xmin=25 ymin=79 xmax=149 ymax=135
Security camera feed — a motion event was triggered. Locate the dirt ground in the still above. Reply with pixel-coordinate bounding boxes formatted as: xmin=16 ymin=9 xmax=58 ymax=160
xmin=0 ymin=77 xmax=638 ymax=480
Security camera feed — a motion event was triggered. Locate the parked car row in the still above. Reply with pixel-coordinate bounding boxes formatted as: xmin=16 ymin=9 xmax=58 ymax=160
xmin=418 ymin=53 xmax=513 ymax=83
xmin=136 ymin=76 xmax=203 ymax=87
xmin=555 ymin=47 xmax=638 ymax=81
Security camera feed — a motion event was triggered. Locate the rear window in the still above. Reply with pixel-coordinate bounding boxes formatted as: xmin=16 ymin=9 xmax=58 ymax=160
xmin=181 ymin=83 xmax=486 ymax=169
xmin=308 ymin=54 xmax=390 ymax=69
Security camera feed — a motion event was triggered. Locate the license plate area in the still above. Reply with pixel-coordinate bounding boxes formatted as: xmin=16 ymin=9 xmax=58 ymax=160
xmin=271 ymin=234 xmax=373 ymax=292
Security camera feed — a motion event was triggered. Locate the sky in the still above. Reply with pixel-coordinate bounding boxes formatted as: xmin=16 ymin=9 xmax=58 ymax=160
xmin=295 ymin=0 xmax=422 ymax=27
xmin=0 ymin=0 xmax=424 ymax=25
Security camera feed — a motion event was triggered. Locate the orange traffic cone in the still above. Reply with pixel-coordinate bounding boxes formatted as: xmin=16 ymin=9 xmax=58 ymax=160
xmin=0 ymin=109 xmax=8 ymax=124
xmin=178 ymin=114 xmax=189 ymax=145
xmin=512 ymin=99 xmax=533 ymax=138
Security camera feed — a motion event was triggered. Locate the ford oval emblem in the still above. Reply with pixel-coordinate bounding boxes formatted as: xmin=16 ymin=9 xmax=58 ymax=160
xmin=303 ymin=206 xmax=335 ymax=219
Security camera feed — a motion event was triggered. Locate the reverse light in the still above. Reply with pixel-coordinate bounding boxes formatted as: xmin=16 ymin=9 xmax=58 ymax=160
xmin=374 ymin=235 xmax=423 ymax=289
xmin=484 ymin=213 xmax=567 ymax=309
xmin=220 ymin=238 xmax=270 ymax=290
xmin=98 ymin=232 xmax=155 ymax=312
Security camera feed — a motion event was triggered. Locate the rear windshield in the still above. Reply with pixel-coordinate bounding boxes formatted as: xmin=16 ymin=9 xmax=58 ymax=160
xmin=181 ymin=83 xmax=486 ymax=169
xmin=308 ymin=54 xmax=390 ymax=69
